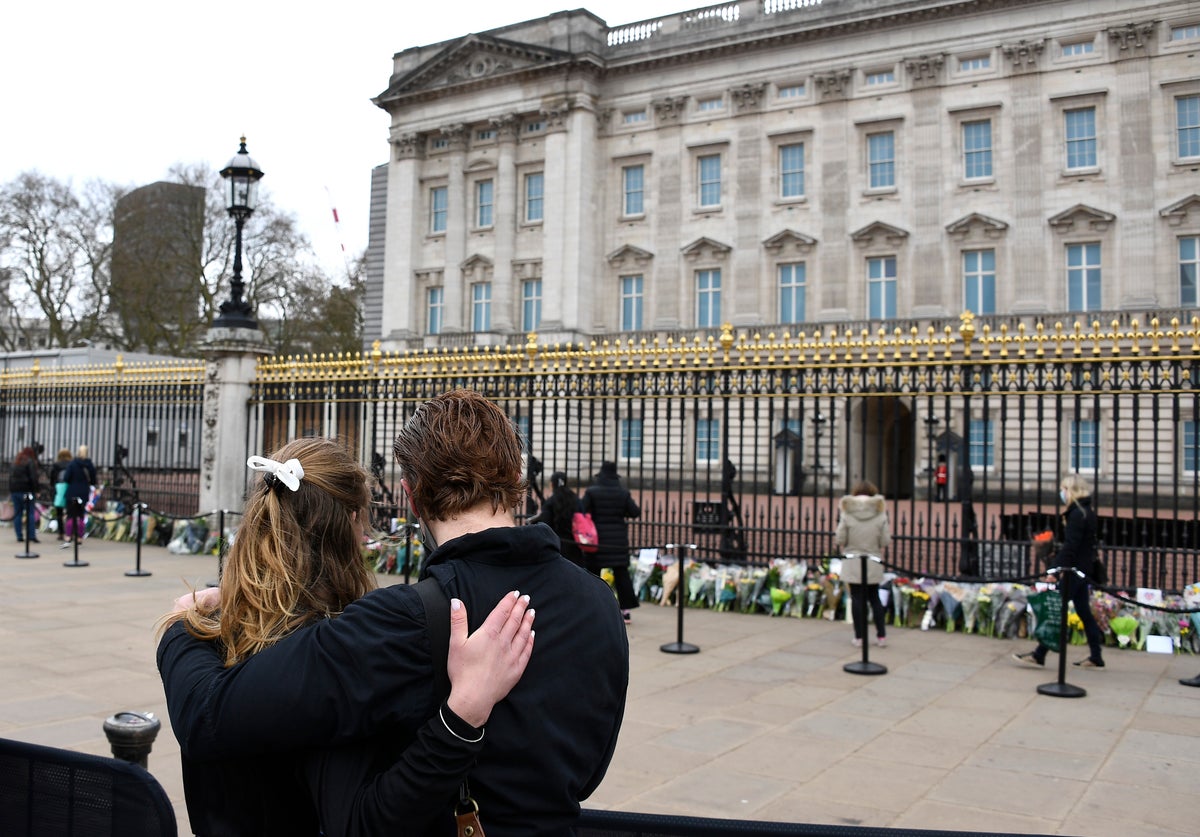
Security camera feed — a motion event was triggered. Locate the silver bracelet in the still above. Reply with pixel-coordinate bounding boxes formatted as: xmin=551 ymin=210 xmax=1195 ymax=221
xmin=439 ymin=705 xmax=485 ymax=743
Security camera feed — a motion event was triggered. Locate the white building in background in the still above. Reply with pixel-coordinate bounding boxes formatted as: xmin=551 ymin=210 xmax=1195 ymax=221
xmin=363 ymin=0 xmax=1200 ymax=352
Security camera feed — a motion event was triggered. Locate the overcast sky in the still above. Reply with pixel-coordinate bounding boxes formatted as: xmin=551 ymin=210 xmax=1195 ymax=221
xmin=2 ymin=0 xmax=688 ymax=280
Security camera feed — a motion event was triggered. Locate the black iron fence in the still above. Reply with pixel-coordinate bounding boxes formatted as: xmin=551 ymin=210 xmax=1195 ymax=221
xmin=249 ymin=314 xmax=1200 ymax=593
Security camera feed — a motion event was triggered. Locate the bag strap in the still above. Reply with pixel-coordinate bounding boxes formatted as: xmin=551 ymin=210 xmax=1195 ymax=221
xmin=416 ymin=577 xmax=451 ymax=701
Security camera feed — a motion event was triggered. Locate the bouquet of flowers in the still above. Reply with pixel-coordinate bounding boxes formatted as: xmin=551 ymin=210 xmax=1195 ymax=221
xmin=959 ymin=584 xmax=983 ymax=633
xmin=938 ymin=582 xmax=967 ymax=632
xmin=1067 ymin=610 xmax=1086 ymax=645
xmin=1109 ymin=614 xmax=1139 ymax=648
xmin=908 ymin=590 xmax=931 ymax=628
xmin=803 ymin=581 xmax=824 ymax=618
xmin=715 ymin=575 xmax=738 ymax=612
xmin=993 ymin=586 xmax=1029 ymax=639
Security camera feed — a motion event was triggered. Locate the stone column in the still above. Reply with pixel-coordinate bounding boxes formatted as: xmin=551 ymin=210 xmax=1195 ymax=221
xmin=540 ymin=99 xmax=572 ymax=330
xmin=381 ymin=133 xmax=422 ymax=343
xmin=732 ymin=83 xmax=767 ymax=326
xmin=1003 ymin=40 xmax=1047 ymax=313
xmin=814 ymin=72 xmax=851 ymax=319
xmin=651 ymin=95 xmax=689 ymax=329
xmin=906 ymin=55 xmax=947 ymax=317
xmin=443 ymin=125 xmax=469 ymax=333
xmin=491 ymin=114 xmax=518 ymax=332
xmin=199 ymin=327 xmax=271 ymax=516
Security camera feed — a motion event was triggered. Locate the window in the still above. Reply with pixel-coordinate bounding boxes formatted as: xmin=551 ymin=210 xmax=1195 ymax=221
xmin=620 ymin=275 xmax=644 ymax=331
xmin=475 ymin=180 xmax=494 ymax=227
xmin=471 ymin=282 xmax=491 ymax=332
xmin=146 ymin=426 xmax=159 ymax=448
xmin=1061 ymin=40 xmax=1094 ymax=57
xmin=1178 ymin=95 xmax=1200 ymax=159
xmin=622 ymin=110 xmax=647 ymax=124
xmin=867 ymin=132 xmax=895 ymax=189
xmin=963 ymin=249 xmax=996 ymax=315
xmin=779 ymin=143 xmax=805 ymax=199
xmin=476 ymin=129 xmax=495 ymax=141
xmin=778 ymin=83 xmax=806 ymax=98
xmin=1170 ymin=24 xmax=1200 ymax=41
xmin=698 ymin=154 xmax=722 ymax=207
xmin=620 ymin=418 xmax=643 ymax=460
xmin=696 ymin=269 xmax=722 ymax=328
xmin=427 ymin=286 xmax=444 ymax=335
xmin=968 ymin=419 xmax=994 ymax=468
xmin=623 ymin=165 xmax=644 ymax=216
xmin=779 ymin=263 xmax=806 ymax=324
xmin=524 ymin=172 xmax=544 ymax=223
xmin=1181 ymin=237 xmax=1199 ymax=307
xmin=697 ymin=97 xmax=724 ymax=112
xmin=867 ymin=256 xmax=897 ymax=319
xmin=431 ymin=137 xmax=449 ymax=150
xmin=696 ymin=418 xmax=721 ymax=463
xmin=179 ymin=424 xmax=189 ymax=450
xmin=525 ymin=121 xmax=544 ymax=133
xmin=1069 ymin=419 xmax=1099 ymax=471
xmin=865 ymin=70 xmax=895 ymax=86
xmin=959 ymin=56 xmax=990 ymax=71
xmin=522 ymin=279 xmax=542 ymax=332
xmin=513 ymin=415 xmax=531 ymax=454
xmin=962 ymin=120 xmax=993 ymax=180
xmin=1064 ymin=107 xmax=1097 ymax=170
xmin=1067 ymin=243 xmax=1102 ymax=312
xmin=430 ymin=186 xmax=447 ymax=233
xmin=1185 ymin=420 xmax=1200 ymax=474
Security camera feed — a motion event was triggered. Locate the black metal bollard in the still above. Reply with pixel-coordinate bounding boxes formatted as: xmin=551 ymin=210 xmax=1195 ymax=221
xmin=103 ymin=711 xmax=161 ymax=768
xmin=126 ymin=503 xmax=151 ymax=577
xmin=843 ymin=552 xmax=887 ymax=676
xmin=1037 ymin=567 xmax=1086 ymax=699
xmin=63 ymin=497 xmax=89 ymax=568
xmin=15 ymin=492 xmax=39 ymax=559
xmin=660 ymin=543 xmax=700 ymax=655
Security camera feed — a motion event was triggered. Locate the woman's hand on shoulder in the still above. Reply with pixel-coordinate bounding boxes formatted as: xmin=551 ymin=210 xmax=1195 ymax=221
xmin=445 ymin=591 xmax=535 ymax=727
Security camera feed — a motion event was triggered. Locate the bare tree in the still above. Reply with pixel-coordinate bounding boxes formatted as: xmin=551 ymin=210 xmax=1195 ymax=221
xmin=0 ymin=172 xmax=114 ymax=350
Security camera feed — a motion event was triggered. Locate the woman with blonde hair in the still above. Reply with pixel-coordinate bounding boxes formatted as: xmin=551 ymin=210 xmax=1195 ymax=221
xmin=1014 ymin=472 xmax=1105 ymax=670
xmin=159 ymin=436 xmax=535 ymax=836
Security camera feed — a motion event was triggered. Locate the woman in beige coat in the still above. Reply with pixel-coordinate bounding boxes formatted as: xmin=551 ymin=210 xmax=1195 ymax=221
xmin=835 ymin=480 xmax=891 ymax=647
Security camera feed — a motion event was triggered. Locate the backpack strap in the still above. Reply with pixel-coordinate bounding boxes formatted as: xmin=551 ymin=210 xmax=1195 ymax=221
xmin=416 ymin=577 xmax=451 ymax=701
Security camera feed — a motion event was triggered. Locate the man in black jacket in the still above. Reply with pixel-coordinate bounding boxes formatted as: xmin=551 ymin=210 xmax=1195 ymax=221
xmin=159 ymin=390 xmax=629 ymax=836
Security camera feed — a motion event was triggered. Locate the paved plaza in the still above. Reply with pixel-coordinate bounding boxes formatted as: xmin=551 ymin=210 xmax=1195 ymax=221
xmin=1 ymin=537 xmax=1198 ymax=836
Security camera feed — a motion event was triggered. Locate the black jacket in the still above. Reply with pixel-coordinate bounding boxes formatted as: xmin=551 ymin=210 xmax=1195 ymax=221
xmin=8 ymin=460 xmax=38 ymax=494
xmin=158 ymin=524 xmax=628 ymax=837
xmin=529 ymin=491 xmax=583 ymax=566
xmin=581 ymin=474 xmax=640 ymax=560
xmin=1058 ymin=496 xmax=1098 ymax=578
xmin=63 ymin=457 xmax=96 ymax=505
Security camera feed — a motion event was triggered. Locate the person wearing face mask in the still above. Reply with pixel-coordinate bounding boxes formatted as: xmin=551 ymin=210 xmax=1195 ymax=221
xmin=1013 ymin=473 xmax=1106 ymax=670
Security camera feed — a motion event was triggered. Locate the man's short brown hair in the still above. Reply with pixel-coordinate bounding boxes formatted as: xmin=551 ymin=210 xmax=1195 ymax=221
xmin=393 ymin=389 xmax=525 ymax=521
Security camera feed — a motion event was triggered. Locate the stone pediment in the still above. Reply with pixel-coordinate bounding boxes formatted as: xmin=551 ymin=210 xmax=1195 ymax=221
xmin=762 ymin=229 xmax=818 ymax=255
xmin=1160 ymin=194 xmax=1200 ymax=227
xmin=459 ymin=254 xmax=494 ymax=281
xmin=850 ymin=221 xmax=910 ymax=248
xmin=606 ymin=245 xmax=654 ymax=268
xmin=1048 ymin=204 xmax=1115 ymax=234
xmin=680 ymin=237 xmax=732 ymax=261
xmin=376 ymin=35 xmax=570 ymax=101
xmin=945 ymin=213 xmax=1009 ymax=240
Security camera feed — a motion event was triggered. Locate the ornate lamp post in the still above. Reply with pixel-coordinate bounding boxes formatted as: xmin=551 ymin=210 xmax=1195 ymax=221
xmin=214 ymin=137 xmax=264 ymax=330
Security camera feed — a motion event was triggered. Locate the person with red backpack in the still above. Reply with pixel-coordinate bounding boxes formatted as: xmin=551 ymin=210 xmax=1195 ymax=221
xmin=583 ymin=461 xmax=641 ymax=624
xmin=529 ymin=470 xmax=584 ymax=567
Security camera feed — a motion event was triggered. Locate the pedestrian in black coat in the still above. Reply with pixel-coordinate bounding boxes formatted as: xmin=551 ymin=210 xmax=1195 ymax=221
xmin=582 ymin=460 xmax=641 ymax=621
xmin=529 ymin=470 xmax=584 ymax=566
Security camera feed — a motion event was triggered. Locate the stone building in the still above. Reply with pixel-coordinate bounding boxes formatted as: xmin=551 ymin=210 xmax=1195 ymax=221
xmin=364 ymin=0 xmax=1200 ymax=351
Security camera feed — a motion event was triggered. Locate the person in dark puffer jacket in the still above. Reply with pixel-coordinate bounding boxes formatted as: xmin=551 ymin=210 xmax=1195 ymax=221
xmin=582 ymin=461 xmax=641 ymax=623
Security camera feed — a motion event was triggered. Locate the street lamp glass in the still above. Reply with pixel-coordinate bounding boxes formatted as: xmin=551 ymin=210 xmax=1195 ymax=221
xmin=219 ymin=137 xmax=264 ymax=213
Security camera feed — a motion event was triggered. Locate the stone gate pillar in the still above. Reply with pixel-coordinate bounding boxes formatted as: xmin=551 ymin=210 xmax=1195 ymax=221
xmin=198 ymin=328 xmax=271 ymax=516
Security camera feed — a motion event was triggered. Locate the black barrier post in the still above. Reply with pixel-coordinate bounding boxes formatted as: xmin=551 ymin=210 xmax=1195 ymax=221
xmin=1038 ymin=566 xmax=1086 ymax=698
xmin=843 ymin=552 xmax=887 ymax=676
xmin=125 ymin=503 xmax=151 ymax=577
xmin=217 ymin=509 xmax=227 ymax=578
xmin=63 ymin=497 xmax=89 ymax=568
xmin=660 ymin=543 xmax=700 ymax=655
xmin=14 ymin=492 xmax=39 ymax=559
xmin=103 ymin=711 xmax=161 ymax=769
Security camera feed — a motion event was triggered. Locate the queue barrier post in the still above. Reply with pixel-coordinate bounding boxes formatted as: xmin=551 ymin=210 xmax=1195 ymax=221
xmin=62 ymin=497 xmax=89 ymax=568
xmin=843 ymin=552 xmax=887 ymax=676
xmin=15 ymin=492 xmax=39 ymax=559
xmin=125 ymin=503 xmax=151 ymax=577
xmin=660 ymin=543 xmax=700 ymax=655
xmin=1037 ymin=566 xmax=1086 ymax=699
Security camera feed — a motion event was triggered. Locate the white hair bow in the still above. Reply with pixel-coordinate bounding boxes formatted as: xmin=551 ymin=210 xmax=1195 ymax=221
xmin=246 ymin=455 xmax=305 ymax=492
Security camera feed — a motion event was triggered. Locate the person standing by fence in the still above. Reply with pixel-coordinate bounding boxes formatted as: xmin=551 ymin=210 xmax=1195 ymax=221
xmin=8 ymin=446 xmax=40 ymax=543
xmin=61 ymin=445 xmax=97 ymax=546
xmin=50 ymin=448 xmax=71 ymax=541
xmin=1013 ymin=473 xmax=1106 ymax=669
xmin=530 ymin=470 xmax=584 ymax=567
xmin=835 ymin=480 xmax=891 ymax=648
xmin=583 ymin=461 xmax=641 ymax=624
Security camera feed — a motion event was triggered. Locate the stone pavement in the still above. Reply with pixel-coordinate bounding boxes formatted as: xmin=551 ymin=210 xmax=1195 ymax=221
xmin=2 ymin=537 xmax=1198 ymax=837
